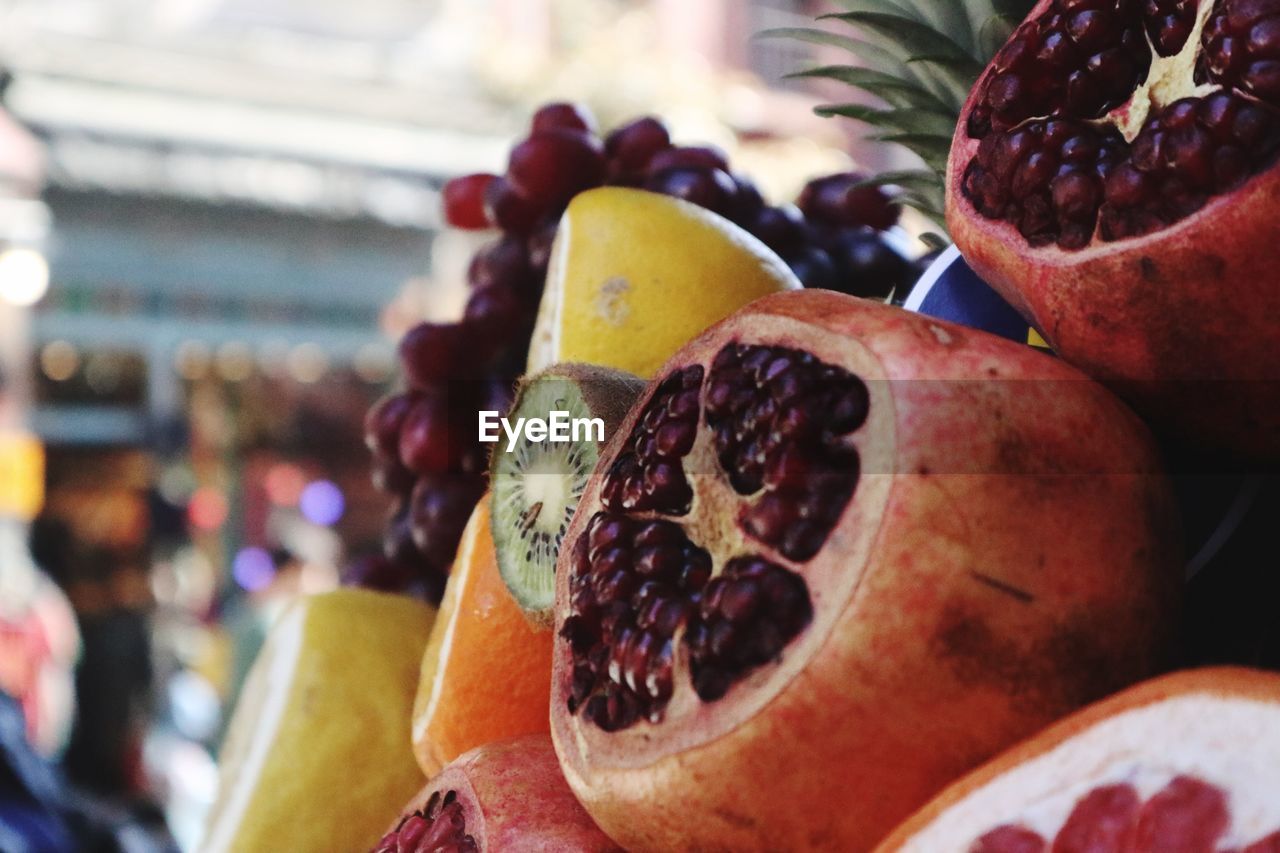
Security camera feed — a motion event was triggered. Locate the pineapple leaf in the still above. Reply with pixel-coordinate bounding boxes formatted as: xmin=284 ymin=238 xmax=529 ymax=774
xmin=794 ymin=66 xmax=953 ymax=112
xmin=977 ymin=14 xmax=1023 ymax=58
xmin=813 ymin=104 xmax=956 ymax=137
xmin=820 ymin=12 xmax=980 ymax=64
xmin=851 ymin=169 xmax=945 ymax=191
xmin=829 ymin=0 xmax=931 ymax=25
xmin=763 ymin=33 xmax=929 ymax=84
xmin=869 ymin=132 xmax=953 ymax=170
xmin=919 ymin=231 xmax=950 ymax=250
xmin=905 ymin=54 xmax=986 ymax=78
xmin=903 ymin=0 xmax=975 ymax=53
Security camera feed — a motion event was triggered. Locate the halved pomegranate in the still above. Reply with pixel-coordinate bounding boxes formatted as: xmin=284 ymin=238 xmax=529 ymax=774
xmin=372 ymin=735 xmax=618 ymax=852
xmin=948 ymin=0 xmax=1280 ymax=460
xmin=877 ymin=667 xmax=1280 ymax=852
xmin=550 ymin=291 xmax=1182 ymax=851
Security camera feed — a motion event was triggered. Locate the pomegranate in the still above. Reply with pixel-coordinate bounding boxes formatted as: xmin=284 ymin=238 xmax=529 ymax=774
xmin=550 ymin=290 xmax=1182 ymax=851
xmin=876 ymin=667 xmax=1280 ymax=852
xmin=372 ymin=735 xmax=618 ymax=852
xmin=947 ymin=0 xmax=1280 ymax=460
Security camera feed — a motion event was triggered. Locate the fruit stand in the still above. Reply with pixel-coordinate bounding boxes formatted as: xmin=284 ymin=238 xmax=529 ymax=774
xmin=10 ymin=0 xmax=1279 ymax=850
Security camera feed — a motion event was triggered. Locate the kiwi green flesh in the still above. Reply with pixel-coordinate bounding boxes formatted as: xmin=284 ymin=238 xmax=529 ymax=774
xmin=490 ymin=365 xmax=643 ymax=621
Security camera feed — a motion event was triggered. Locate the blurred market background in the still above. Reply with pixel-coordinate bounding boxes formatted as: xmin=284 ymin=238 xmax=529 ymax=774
xmin=0 ymin=0 xmax=894 ymax=848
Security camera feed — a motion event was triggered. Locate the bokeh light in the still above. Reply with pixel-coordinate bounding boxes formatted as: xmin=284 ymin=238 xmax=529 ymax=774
xmin=299 ymin=480 xmax=344 ymax=526
xmin=187 ymin=486 xmax=229 ymax=531
xmin=264 ymin=463 xmax=306 ymax=507
xmin=232 ymin=546 xmax=276 ymax=591
xmin=0 ymin=248 xmax=50 ymax=306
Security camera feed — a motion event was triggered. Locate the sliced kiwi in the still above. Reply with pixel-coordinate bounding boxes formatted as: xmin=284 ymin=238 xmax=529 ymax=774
xmin=490 ymin=363 xmax=644 ymax=626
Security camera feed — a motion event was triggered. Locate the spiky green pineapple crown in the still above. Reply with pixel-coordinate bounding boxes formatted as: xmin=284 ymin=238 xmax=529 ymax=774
xmin=764 ymin=0 xmax=1038 ymax=226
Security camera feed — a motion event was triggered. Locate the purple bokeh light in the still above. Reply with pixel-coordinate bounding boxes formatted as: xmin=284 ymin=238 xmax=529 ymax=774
xmin=299 ymin=479 xmax=344 ymax=526
xmin=233 ymin=547 xmax=276 ymax=591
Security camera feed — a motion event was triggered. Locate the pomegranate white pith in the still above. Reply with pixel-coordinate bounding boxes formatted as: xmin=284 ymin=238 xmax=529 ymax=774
xmin=947 ymin=0 xmax=1280 ymax=459
xmin=550 ymin=291 xmax=1182 ymax=851
xmin=880 ymin=668 xmax=1280 ymax=852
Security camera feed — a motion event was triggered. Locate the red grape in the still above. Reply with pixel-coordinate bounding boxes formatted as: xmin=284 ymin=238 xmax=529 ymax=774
xmin=526 ymin=221 xmax=559 ymax=271
xmin=604 ymin=116 xmax=671 ymax=181
xmin=531 ymin=102 xmax=597 ymax=135
xmin=364 ymin=392 xmax=418 ymax=454
xmin=409 ymin=473 xmax=486 ymax=566
xmin=798 ymin=173 xmax=901 ymax=231
xmin=467 ymin=236 xmax=533 ymax=291
xmin=826 ymin=229 xmax=912 ymax=299
xmin=645 ymin=166 xmax=737 ymax=216
xmin=783 ymin=245 xmax=839 ymax=290
xmin=749 ymin=204 xmax=807 ymax=253
xmin=399 ymin=322 xmax=466 ymax=386
xmin=371 ymin=450 xmax=416 ymax=495
xmin=398 ymin=393 xmax=454 ymax=475
xmin=484 ymin=177 xmax=545 ymax=234
xmin=464 ymin=283 xmax=527 ymax=346
xmin=646 ymin=145 xmax=729 ymax=175
xmin=507 ymin=129 xmax=606 ymax=207
xmin=442 ymin=173 xmax=497 ymax=229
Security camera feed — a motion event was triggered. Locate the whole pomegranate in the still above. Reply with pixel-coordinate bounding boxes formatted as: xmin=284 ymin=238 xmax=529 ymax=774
xmin=372 ymin=735 xmax=618 ymax=852
xmin=947 ymin=0 xmax=1280 ymax=460
xmin=550 ymin=291 xmax=1181 ymax=851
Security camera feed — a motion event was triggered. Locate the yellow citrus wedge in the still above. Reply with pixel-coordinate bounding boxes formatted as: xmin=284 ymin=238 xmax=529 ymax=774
xmin=527 ymin=187 xmax=800 ymax=378
xmin=201 ymin=588 xmax=435 ymax=853
xmin=411 ymin=497 xmax=554 ymax=777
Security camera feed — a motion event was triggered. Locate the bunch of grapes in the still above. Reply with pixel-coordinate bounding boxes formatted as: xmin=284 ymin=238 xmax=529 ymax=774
xmin=349 ymin=102 xmax=925 ymax=599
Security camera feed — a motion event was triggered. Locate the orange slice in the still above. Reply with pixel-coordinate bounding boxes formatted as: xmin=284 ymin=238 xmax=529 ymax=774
xmin=411 ymin=496 xmax=554 ymax=776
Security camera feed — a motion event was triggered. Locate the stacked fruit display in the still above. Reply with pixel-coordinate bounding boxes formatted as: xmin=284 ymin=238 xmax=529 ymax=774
xmin=208 ymin=0 xmax=1280 ymax=845
xmin=353 ymin=106 xmax=922 ymax=601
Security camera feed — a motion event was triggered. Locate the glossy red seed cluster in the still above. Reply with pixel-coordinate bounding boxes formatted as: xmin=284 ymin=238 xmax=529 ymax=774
xmin=706 ymin=343 xmax=867 ymax=562
xmin=1145 ymin=0 xmax=1198 ymax=55
xmin=964 ymin=119 xmax=1127 ymax=248
xmin=371 ymin=790 xmax=476 ymax=853
xmin=601 ymin=367 xmax=703 ymax=516
xmin=967 ymin=0 xmax=1150 ymax=139
xmin=972 ymin=775 xmax=1280 ymax=853
xmin=560 ymin=342 xmax=868 ymax=731
xmin=962 ymin=0 xmax=1280 ymax=248
xmin=1201 ymin=0 xmax=1280 ymax=102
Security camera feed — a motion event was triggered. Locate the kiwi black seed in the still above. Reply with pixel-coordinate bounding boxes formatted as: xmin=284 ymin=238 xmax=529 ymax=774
xmin=490 ymin=363 xmax=643 ymax=626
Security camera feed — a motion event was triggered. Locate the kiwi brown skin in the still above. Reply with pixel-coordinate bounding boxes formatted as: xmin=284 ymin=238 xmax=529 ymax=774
xmin=491 ymin=362 xmax=645 ymax=629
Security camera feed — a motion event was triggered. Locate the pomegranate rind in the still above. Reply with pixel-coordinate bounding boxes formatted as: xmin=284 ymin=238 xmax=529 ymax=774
xmin=551 ymin=290 xmax=1181 ymax=852
xmin=388 ymin=735 xmax=619 ymax=852
xmin=946 ymin=0 xmax=1280 ymax=460
xmin=875 ymin=667 xmax=1280 ymax=851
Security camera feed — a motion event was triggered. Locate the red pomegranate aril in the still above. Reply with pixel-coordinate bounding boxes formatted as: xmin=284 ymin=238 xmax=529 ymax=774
xmin=483 ymin=176 xmax=544 ymax=235
xmin=530 ymin=101 xmax=597 ymax=135
xmin=1246 ymin=832 xmax=1280 ymax=853
xmin=972 ymin=826 xmax=1047 ymax=853
xmin=442 ymin=173 xmax=497 ymax=230
xmin=1132 ymin=776 xmax=1229 ymax=851
xmin=1052 ymin=783 xmax=1140 ymax=852
xmin=372 ymin=790 xmax=476 ymax=853
xmin=508 ymin=128 xmax=606 ymax=208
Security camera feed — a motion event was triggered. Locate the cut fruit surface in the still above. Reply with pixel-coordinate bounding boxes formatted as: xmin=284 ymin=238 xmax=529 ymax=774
xmin=550 ymin=290 xmax=1181 ymax=852
xmin=526 ymin=187 xmax=800 ymax=379
xmin=490 ymin=364 xmax=644 ymax=625
xmin=948 ymin=0 xmax=1280 ymax=458
xmin=376 ymin=735 xmax=620 ymax=852
xmin=878 ymin=667 xmax=1280 ymax=852
xmin=412 ymin=499 xmax=554 ymax=776
xmin=201 ymin=589 xmax=435 ymax=853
